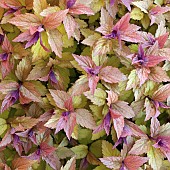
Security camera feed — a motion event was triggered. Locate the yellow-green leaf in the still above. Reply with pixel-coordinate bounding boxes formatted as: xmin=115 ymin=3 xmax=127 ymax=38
xmin=0 ymin=118 xmax=7 ymax=136
xmin=84 ymin=88 xmax=106 ymax=106
xmin=131 ymin=7 xmax=144 ymax=20
xmin=71 ymin=145 xmax=88 ymax=159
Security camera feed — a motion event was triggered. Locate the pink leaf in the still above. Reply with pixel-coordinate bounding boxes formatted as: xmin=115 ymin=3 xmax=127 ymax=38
xmin=124 ymin=155 xmax=148 ymax=170
xmin=63 ymin=15 xmax=76 ymax=39
xmin=150 ymin=117 xmax=160 ymax=137
xmin=114 ymin=13 xmax=130 ymax=31
xmin=99 ymin=156 xmax=122 ymax=169
xmin=110 ymin=109 xmax=124 ymax=139
xmin=2 ymin=35 xmax=12 ymax=53
xmin=76 ymin=109 xmax=96 ymax=129
xmin=136 ymin=67 xmax=150 ymax=86
xmin=129 ymin=138 xmax=148 ymax=155
xmin=146 ymin=55 xmax=166 ymax=67
xmin=99 ymin=66 xmax=127 ymax=83
xmin=9 ymin=13 xmax=40 ymax=30
xmin=149 ymin=66 xmax=170 ymax=83
xmin=121 ymin=0 xmax=133 ymax=11
xmin=72 ymin=54 xmax=95 ymax=70
xmin=156 ymin=32 xmax=169 ymax=49
xmin=152 ymin=84 xmax=170 ymax=102
xmin=47 ymin=29 xmax=63 ymax=58
xmin=43 ymin=9 xmax=69 ymax=30
xmin=111 ymin=101 xmax=135 ymax=118
xmin=49 ymin=89 xmax=71 ymax=109
xmin=0 ymin=130 xmax=12 ymax=148
xmin=88 ymin=75 xmax=99 ymax=95
xmin=64 ymin=112 xmax=76 ymax=140
xmin=69 ymin=4 xmax=94 ymax=15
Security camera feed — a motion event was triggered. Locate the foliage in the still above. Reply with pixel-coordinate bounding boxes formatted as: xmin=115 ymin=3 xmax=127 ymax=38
xmin=0 ymin=0 xmax=170 ymax=169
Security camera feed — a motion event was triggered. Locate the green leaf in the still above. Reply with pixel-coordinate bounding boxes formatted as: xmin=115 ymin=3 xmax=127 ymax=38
xmin=62 ymin=34 xmax=74 ymax=48
xmin=84 ymin=88 xmax=106 ymax=106
xmin=130 ymin=8 xmax=144 ymax=20
xmin=141 ymin=14 xmax=150 ymax=29
xmin=94 ymin=165 xmax=110 ymax=170
xmin=89 ymin=104 xmax=103 ymax=119
xmin=89 ymin=140 xmax=102 ymax=158
xmin=126 ymin=69 xmax=139 ymax=90
xmin=0 ymin=118 xmax=7 ymax=136
xmin=102 ymin=140 xmax=120 ymax=157
xmin=78 ymin=128 xmax=92 ymax=145
xmin=31 ymin=32 xmax=50 ymax=62
xmin=71 ymin=145 xmax=88 ymax=159
xmin=72 ymin=95 xmax=87 ymax=109
xmin=56 ymin=147 xmax=74 ymax=159
xmin=91 ymin=129 xmax=106 ymax=140
xmin=147 ymin=142 xmax=164 ymax=170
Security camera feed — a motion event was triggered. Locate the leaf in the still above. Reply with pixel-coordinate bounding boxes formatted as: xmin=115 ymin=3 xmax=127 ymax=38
xmin=150 ymin=117 xmax=160 ymax=137
xmin=44 ymin=114 xmax=59 ymax=129
xmin=132 ymin=0 xmax=151 ymax=13
xmin=12 ymin=157 xmax=35 ymax=170
xmin=147 ymin=143 xmax=164 ymax=170
xmin=149 ymin=66 xmax=170 ymax=83
xmin=144 ymin=97 xmax=156 ymax=121
xmin=0 ymin=130 xmax=12 ymax=148
xmin=9 ymin=13 xmax=40 ymax=30
xmin=125 ymin=120 xmax=147 ymax=137
xmin=141 ymin=14 xmax=150 ymax=29
xmin=56 ymin=147 xmax=74 ymax=159
xmin=76 ymin=109 xmax=96 ymax=129
xmin=2 ymin=35 xmax=12 ymax=52
xmin=111 ymin=101 xmax=135 ymax=118
xmin=99 ymin=156 xmax=122 ymax=169
xmin=49 ymin=89 xmax=71 ymax=109
xmin=78 ymin=128 xmax=92 ymax=145
xmin=137 ymin=67 xmax=150 ymax=86
xmin=99 ymin=66 xmax=127 ymax=84
xmin=102 ymin=140 xmax=120 ymax=157
xmin=15 ymin=57 xmax=32 ymax=81
xmin=69 ymin=75 xmax=89 ymax=96
xmin=47 ymin=29 xmax=63 ymax=58
xmin=92 ymin=37 xmax=113 ymax=56
xmin=110 ymin=109 xmax=124 ymax=139
xmin=84 ymin=88 xmax=106 ymax=106
xmin=124 ymin=155 xmax=148 ymax=170
xmin=71 ymin=145 xmax=88 ymax=159
xmin=73 ymin=54 xmax=95 ymax=70
xmin=1 ymin=90 xmax=19 ymax=113
xmin=31 ymin=32 xmax=50 ymax=62
xmin=152 ymin=84 xmax=170 ymax=102
xmin=19 ymin=82 xmax=42 ymax=104
xmin=33 ymin=0 xmax=47 ymax=16
xmin=63 ymin=15 xmax=76 ymax=39
xmin=0 ymin=118 xmax=7 ymax=136
xmin=88 ymin=75 xmax=100 ymax=95
xmin=126 ymin=69 xmax=139 ymax=90
xmin=11 ymin=116 xmax=39 ymax=130
xmin=69 ymin=4 xmax=94 ymax=15
xmin=130 ymin=7 xmax=144 ymax=20
xmin=129 ymin=138 xmax=148 ymax=155
xmin=43 ymin=9 xmax=69 ymax=30
xmin=81 ymin=33 xmax=101 ymax=46
xmin=97 ymin=7 xmax=113 ymax=34
xmin=106 ymin=90 xmax=118 ymax=106
xmin=89 ymin=140 xmax=103 ymax=158
xmin=61 ymin=156 xmax=76 ymax=170
xmin=0 ymin=81 xmax=19 ymax=94
xmin=159 ymin=123 xmax=170 ymax=136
